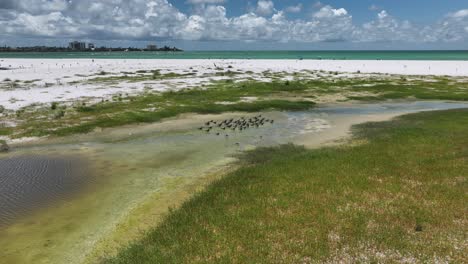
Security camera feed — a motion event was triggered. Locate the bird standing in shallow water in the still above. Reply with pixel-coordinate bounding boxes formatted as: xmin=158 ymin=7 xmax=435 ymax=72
xmin=198 ymin=115 xmax=274 ymax=139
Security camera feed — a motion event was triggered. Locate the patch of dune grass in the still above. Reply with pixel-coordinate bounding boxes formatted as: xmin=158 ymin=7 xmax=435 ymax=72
xmin=105 ymin=109 xmax=468 ymax=263
xmin=87 ymin=71 xmax=196 ymax=84
xmin=350 ymin=81 xmax=468 ymax=101
xmin=0 ymin=127 xmax=13 ymax=136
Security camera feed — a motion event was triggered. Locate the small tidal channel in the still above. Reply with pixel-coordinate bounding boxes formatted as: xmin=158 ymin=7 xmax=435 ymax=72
xmin=0 ymin=101 xmax=467 ymax=264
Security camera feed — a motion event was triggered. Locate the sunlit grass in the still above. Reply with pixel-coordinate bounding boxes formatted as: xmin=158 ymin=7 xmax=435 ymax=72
xmin=106 ymin=109 xmax=468 ymax=263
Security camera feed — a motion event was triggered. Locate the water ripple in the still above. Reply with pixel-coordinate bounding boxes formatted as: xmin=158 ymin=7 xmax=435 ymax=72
xmin=0 ymin=155 xmax=91 ymax=227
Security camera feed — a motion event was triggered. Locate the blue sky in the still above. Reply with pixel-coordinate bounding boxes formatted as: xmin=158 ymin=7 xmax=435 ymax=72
xmin=0 ymin=0 xmax=467 ymax=50
xmin=174 ymin=0 xmax=468 ymax=24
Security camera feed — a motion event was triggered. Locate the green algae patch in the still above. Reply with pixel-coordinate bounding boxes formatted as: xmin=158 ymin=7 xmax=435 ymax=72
xmin=84 ymin=167 xmax=234 ymax=264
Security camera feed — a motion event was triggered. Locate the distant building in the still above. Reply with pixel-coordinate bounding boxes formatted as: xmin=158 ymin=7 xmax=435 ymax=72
xmin=147 ymin=44 xmax=158 ymax=51
xmin=69 ymin=41 xmax=86 ymax=50
xmin=88 ymin=43 xmax=95 ymax=49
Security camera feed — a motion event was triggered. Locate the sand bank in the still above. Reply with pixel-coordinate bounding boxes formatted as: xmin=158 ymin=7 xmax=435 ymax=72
xmin=1 ymin=59 xmax=468 ymax=110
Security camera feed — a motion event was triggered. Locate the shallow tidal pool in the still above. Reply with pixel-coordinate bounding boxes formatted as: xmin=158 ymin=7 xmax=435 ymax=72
xmin=0 ymin=101 xmax=467 ymax=264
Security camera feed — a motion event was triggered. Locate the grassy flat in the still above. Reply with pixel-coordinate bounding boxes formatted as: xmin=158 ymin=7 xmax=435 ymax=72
xmin=2 ymin=73 xmax=468 ymax=139
xmin=105 ymin=109 xmax=468 ymax=263
xmin=8 ymin=80 xmax=317 ymax=138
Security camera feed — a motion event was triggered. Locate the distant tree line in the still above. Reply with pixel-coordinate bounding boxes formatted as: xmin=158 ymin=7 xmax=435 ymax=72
xmin=0 ymin=46 xmax=182 ymax=52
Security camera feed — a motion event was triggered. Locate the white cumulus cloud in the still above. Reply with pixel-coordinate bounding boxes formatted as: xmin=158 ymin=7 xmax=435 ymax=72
xmin=424 ymin=9 xmax=468 ymax=42
xmin=313 ymin=5 xmax=348 ymax=18
xmin=357 ymin=10 xmax=418 ymax=42
xmin=0 ymin=0 xmax=467 ymax=45
xmin=186 ymin=0 xmax=226 ymax=4
xmin=451 ymin=9 xmax=468 ymax=18
xmin=285 ymin=3 xmax=302 ymax=13
xmin=255 ymin=0 xmax=275 ymax=16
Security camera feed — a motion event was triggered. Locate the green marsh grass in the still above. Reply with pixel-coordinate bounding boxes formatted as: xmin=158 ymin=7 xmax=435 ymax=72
xmin=0 ymin=127 xmax=13 ymax=136
xmin=87 ymin=71 xmax=196 ymax=84
xmin=13 ymin=80 xmax=316 ymax=137
xmin=106 ymin=109 xmax=468 ymax=263
xmin=6 ymin=76 xmax=468 ymax=139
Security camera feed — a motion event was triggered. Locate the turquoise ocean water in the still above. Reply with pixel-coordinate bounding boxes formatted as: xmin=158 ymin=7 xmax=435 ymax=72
xmin=1 ymin=50 xmax=467 ymax=60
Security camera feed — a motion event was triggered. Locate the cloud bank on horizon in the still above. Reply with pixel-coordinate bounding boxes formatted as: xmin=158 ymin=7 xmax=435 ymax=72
xmin=0 ymin=0 xmax=467 ymax=47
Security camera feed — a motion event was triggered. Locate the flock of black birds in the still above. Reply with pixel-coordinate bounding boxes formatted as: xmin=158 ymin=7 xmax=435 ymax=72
xmin=198 ymin=115 xmax=274 ymax=138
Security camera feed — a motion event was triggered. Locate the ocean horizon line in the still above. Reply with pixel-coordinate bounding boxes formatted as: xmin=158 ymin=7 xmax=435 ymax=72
xmin=1 ymin=50 xmax=468 ymax=60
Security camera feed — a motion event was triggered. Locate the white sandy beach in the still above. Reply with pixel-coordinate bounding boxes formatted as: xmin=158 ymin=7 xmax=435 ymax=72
xmin=1 ymin=59 xmax=468 ymax=110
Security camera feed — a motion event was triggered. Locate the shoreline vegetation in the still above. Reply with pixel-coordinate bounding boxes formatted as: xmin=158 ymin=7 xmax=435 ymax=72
xmin=1 ymin=70 xmax=467 ymax=141
xmin=0 ymin=46 xmax=183 ymax=53
xmin=105 ymin=109 xmax=468 ymax=263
